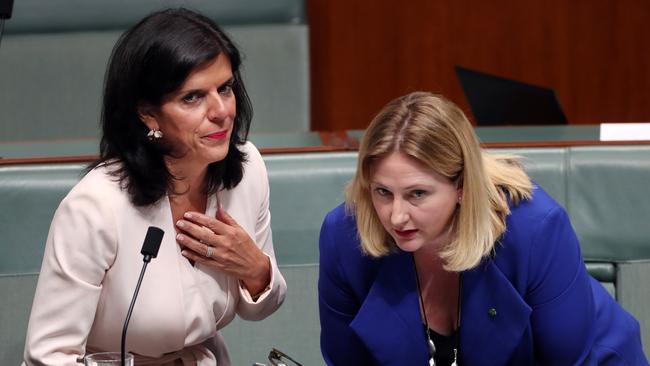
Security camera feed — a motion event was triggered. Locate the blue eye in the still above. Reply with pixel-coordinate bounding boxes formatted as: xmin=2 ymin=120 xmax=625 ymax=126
xmin=411 ymin=190 xmax=427 ymax=199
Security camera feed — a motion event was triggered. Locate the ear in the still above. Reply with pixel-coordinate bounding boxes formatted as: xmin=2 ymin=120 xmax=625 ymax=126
xmin=137 ymin=103 xmax=158 ymax=131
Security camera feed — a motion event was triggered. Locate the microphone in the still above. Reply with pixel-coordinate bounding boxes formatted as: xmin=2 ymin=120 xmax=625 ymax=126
xmin=121 ymin=226 xmax=164 ymax=366
xmin=140 ymin=226 xmax=163 ymax=262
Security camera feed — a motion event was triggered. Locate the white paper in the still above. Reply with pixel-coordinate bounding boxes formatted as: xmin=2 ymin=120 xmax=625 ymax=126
xmin=600 ymin=123 xmax=650 ymax=141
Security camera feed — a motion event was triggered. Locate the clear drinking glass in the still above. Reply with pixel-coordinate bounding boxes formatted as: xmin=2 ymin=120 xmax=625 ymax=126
xmin=84 ymin=352 xmax=134 ymax=366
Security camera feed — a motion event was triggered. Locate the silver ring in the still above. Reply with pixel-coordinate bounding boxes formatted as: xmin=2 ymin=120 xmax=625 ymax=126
xmin=206 ymin=244 xmax=214 ymax=258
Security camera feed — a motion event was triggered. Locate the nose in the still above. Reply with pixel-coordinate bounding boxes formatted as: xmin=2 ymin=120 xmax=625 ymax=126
xmin=390 ymin=198 xmax=409 ymax=227
xmin=206 ymin=92 xmax=228 ymax=122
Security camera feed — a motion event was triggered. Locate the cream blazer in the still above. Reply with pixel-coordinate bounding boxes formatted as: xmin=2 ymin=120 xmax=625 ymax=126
xmin=23 ymin=142 xmax=287 ymax=366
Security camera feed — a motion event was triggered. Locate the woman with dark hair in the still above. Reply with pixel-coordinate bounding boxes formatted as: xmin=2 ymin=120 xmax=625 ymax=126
xmin=23 ymin=8 xmax=286 ymax=365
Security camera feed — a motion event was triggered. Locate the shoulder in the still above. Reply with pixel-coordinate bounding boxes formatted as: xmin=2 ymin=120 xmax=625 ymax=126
xmin=50 ymin=165 xmax=128 ymax=249
xmin=509 ymin=184 xmax=565 ymax=221
xmin=320 ymin=203 xmax=380 ymax=282
xmin=504 ymin=184 xmax=572 ymax=245
xmin=240 ymin=140 xmax=265 ymax=172
xmin=235 ymin=141 xmax=268 ymax=190
xmin=490 ymin=184 xmax=578 ymax=290
xmin=60 ymin=164 xmax=128 ymax=212
xmin=321 ymin=203 xmax=361 ymax=251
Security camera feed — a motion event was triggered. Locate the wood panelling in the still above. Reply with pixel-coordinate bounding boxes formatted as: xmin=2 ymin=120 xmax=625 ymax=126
xmin=307 ymin=0 xmax=650 ymax=130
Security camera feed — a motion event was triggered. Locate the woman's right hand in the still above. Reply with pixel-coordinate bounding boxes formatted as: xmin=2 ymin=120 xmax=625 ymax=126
xmin=175 ymin=207 xmax=271 ymax=295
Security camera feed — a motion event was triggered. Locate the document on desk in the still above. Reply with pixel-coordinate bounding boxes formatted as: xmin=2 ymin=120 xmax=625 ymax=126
xmin=600 ymin=122 xmax=650 ymax=141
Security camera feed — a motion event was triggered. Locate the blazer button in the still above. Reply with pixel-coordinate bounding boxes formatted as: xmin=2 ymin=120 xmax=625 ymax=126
xmin=488 ymin=308 xmax=497 ymax=317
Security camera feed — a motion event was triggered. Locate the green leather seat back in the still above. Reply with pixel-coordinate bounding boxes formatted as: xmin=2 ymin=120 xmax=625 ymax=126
xmin=2 ymin=145 xmax=649 ymax=362
xmin=568 ymin=146 xmax=650 ymax=261
xmin=0 ymin=274 xmax=38 ymax=365
xmin=0 ymin=164 xmax=86 ymax=273
xmin=265 ymin=152 xmax=358 ymax=265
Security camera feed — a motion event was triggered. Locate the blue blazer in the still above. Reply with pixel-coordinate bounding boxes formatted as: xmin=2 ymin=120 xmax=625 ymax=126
xmin=318 ymin=186 xmax=647 ymax=365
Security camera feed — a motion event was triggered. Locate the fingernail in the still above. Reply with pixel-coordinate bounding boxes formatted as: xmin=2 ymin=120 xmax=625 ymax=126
xmin=184 ymin=212 xmax=193 ymax=219
xmin=176 ymin=220 xmax=185 ymax=228
xmin=176 ymin=233 xmax=185 ymax=241
xmin=181 ymin=250 xmax=188 ymax=256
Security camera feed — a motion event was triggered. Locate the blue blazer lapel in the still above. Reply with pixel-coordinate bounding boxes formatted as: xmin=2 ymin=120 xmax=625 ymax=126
xmin=460 ymin=260 xmax=532 ymax=365
xmin=350 ymin=251 xmax=429 ymax=365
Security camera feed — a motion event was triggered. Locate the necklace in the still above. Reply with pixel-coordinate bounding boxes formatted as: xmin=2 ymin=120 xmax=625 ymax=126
xmin=413 ymin=256 xmax=460 ymax=366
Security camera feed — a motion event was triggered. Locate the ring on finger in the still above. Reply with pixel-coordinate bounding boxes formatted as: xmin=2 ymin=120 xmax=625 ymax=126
xmin=206 ymin=244 xmax=214 ymax=258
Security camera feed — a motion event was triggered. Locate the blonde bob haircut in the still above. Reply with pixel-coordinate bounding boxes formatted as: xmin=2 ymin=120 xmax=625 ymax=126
xmin=346 ymin=92 xmax=533 ymax=271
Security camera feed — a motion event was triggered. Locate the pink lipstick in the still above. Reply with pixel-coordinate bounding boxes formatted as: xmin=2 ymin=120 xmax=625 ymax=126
xmin=206 ymin=131 xmax=227 ymax=139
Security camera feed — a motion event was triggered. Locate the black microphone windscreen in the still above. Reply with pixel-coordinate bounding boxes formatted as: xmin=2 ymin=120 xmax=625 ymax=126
xmin=141 ymin=226 xmax=164 ymax=258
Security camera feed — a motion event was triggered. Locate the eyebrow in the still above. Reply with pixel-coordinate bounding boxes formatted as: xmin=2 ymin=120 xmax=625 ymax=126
xmin=177 ymin=76 xmax=235 ymax=95
xmin=369 ymin=181 xmax=433 ymax=191
xmin=218 ymin=77 xmax=236 ymax=88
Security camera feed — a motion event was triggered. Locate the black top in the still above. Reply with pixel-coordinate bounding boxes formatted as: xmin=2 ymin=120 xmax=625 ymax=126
xmin=426 ymin=326 xmax=460 ymax=366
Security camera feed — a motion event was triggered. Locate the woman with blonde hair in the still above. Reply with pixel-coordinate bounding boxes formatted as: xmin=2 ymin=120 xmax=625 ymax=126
xmin=318 ymin=91 xmax=647 ymax=365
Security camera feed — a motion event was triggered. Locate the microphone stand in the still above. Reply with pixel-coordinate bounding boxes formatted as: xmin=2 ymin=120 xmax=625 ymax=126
xmin=0 ymin=19 xmax=5 ymax=49
xmin=121 ymin=226 xmax=163 ymax=366
xmin=120 ymin=259 xmax=151 ymax=366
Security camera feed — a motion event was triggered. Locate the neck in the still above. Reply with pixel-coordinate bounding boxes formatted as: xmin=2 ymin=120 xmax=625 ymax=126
xmin=166 ymin=158 xmax=209 ymax=198
xmin=413 ymin=253 xmax=461 ymax=336
xmin=165 ymin=159 xmax=210 ymax=222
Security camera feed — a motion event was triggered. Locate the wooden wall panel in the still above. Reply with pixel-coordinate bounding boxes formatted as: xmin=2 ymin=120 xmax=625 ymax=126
xmin=307 ymin=0 xmax=650 ymax=130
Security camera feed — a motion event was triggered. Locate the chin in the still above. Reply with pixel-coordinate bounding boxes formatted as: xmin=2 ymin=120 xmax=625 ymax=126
xmin=206 ymin=146 xmax=230 ymax=163
xmin=393 ymin=239 xmax=423 ymax=253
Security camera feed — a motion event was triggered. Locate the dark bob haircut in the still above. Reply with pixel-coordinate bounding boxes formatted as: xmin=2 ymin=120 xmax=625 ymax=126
xmin=94 ymin=8 xmax=253 ymax=206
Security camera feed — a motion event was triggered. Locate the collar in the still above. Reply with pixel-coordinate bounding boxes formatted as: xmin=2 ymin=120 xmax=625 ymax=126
xmin=350 ymin=251 xmax=532 ymax=365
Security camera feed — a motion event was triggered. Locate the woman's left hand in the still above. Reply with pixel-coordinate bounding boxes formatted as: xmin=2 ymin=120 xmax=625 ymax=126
xmin=175 ymin=207 xmax=271 ymax=295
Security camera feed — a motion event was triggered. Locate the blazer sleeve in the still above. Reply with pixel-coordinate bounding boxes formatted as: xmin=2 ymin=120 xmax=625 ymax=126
xmin=24 ymin=187 xmax=118 ymax=365
xmin=525 ymin=206 xmax=597 ymax=364
xmin=236 ymin=143 xmax=287 ymax=320
xmin=318 ymin=209 xmax=375 ymax=365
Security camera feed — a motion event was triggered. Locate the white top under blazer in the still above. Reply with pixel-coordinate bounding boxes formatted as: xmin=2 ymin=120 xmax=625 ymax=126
xmin=24 ymin=142 xmax=287 ymax=366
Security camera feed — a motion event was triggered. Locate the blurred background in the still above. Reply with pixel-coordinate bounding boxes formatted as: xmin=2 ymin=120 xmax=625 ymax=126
xmin=1 ymin=0 xmax=649 ymax=145
xmin=307 ymin=0 xmax=650 ymax=130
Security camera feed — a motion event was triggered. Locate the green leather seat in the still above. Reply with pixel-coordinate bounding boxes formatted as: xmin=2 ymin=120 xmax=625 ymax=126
xmin=1 ymin=145 xmax=649 ymax=364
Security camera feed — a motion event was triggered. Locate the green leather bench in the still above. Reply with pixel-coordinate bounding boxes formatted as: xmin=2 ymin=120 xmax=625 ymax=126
xmin=0 ymin=0 xmax=309 ymax=142
xmin=1 ymin=145 xmax=650 ymax=364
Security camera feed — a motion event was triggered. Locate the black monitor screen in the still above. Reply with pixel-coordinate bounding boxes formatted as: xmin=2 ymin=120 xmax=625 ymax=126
xmin=455 ymin=66 xmax=567 ymax=126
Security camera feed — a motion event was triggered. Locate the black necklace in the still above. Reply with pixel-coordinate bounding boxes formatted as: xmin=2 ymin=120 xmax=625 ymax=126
xmin=413 ymin=256 xmax=460 ymax=366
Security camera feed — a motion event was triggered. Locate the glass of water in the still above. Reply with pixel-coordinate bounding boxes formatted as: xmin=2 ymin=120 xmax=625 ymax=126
xmin=84 ymin=352 xmax=134 ymax=366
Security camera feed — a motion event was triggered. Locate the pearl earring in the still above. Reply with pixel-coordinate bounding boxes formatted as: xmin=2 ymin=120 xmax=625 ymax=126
xmin=147 ymin=129 xmax=163 ymax=140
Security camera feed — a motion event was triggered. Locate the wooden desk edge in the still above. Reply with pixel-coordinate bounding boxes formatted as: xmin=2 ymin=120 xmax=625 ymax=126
xmin=2 ymin=140 xmax=649 ymax=166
